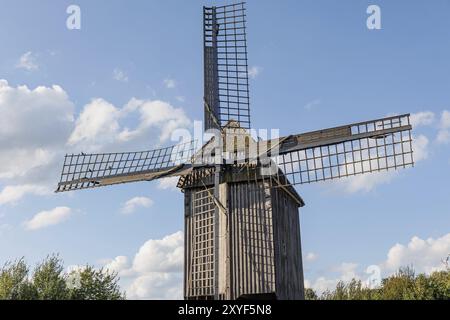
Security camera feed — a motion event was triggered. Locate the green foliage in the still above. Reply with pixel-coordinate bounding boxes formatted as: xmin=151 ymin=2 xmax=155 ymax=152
xmin=0 ymin=255 xmax=124 ymax=300
xmin=68 ymin=266 xmax=124 ymax=300
xmin=304 ymin=288 xmax=318 ymax=300
xmin=305 ymin=265 xmax=450 ymax=300
xmin=33 ymin=255 xmax=68 ymax=300
xmin=0 ymin=258 xmax=37 ymax=300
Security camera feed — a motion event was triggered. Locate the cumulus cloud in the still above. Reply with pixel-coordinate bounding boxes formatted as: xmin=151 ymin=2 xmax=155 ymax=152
xmin=24 ymin=206 xmax=72 ymax=230
xmin=127 ymin=273 xmax=183 ymax=300
xmin=68 ymin=98 xmax=120 ymax=148
xmin=410 ymin=111 xmax=435 ymax=128
xmin=0 ymin=80 xmax=74 ymax=150
xmin=0 ymin=185 xmax=49 ymax=205
xmin=121 ymin=197 xmax=153 ymax=215
xmin=0 ymin=80 xmax=75 ymax=204
xmin=16 ymin=52 xmax=39 ymax=71
xmin=104 ymin=256 xmax=130 ymax=274
xmin=305 ymin=233 xmax=450 ymax=294
xmin=69 ymin=97 xmax=190 ymax=151
xmin=381 ymin=233 xmax=450 ymax=274
xmin=0 ymin=79 xmax=191 ymax=205
xmin=157 ymin=177 xmax=180 ymax=191
xmin=132 ymin=232 xmax=184 ymax=274
xmin=118 ymin=98 xmax=191 ymax=143
xmin=103 ymin=231 xmax=184 ymax=299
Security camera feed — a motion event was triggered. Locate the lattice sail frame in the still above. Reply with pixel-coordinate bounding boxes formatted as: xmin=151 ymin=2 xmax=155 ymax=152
xmin=56 ymin=141 xmax=197 ymax=192
xmin=204 ymin=2 xmax=251 ymax=131
xmin=56 ymin=114 xmax=414 ymax=192
xmin=267 ymin=114 xmax=414 ymax=187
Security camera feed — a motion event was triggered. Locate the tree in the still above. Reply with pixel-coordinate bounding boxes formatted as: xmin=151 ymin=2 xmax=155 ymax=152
xmin=0 ymin=255 xmax=124 ymax=300
xmin=380 ymin=266 xmax=416 ymax=300
xmin=68 ymin=266 xmax=124 ymax=300
xmin=0 ymin=258 xmax=37 ymax=300
xmin=33 ymin=255 xmax=68 ymax=300
xmin=306 ymin=264 xmax=450 ymax=300
xmin=304 ymin=288 xmax=318 ymax=300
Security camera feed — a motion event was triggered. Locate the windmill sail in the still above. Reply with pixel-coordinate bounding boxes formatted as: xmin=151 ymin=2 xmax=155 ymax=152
xmin=56 ymin=141 xmax=197 ymax=192
xmin=203 ymin=2 xmax=251 ymax=131
xmin=265 ymin=114 xmax=414 ymax=186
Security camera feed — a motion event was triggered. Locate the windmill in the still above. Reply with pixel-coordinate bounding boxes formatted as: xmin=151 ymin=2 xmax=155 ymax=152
xmin=56 ymin=2 xmax=414 ymax=300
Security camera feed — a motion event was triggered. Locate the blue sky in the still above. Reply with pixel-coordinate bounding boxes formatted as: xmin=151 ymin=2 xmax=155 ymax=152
xmin=0 ymin=0 xmax=449 ymax=298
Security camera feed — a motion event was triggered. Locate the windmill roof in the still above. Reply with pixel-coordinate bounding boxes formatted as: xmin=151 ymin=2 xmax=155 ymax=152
xmin=179 ymin=121 xmax=304 ymax=206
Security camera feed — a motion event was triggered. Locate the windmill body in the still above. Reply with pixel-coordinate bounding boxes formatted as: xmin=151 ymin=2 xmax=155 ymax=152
xmin=180 ymin=124 xmax=305 ymax=300
xmin=56 ymin=3 xmax=415 ymax=300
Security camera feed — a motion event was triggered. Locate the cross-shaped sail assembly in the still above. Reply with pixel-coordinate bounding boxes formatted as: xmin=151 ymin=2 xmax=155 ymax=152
xmin=56 ymin=2 xmax=414 ymax=301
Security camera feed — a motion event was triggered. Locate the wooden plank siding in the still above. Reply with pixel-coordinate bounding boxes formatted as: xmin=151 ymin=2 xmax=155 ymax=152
xmin=184 ymin=174 xmax=304 ymax=300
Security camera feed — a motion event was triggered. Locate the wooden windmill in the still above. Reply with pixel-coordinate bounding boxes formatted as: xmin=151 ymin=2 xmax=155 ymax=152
xmin=56 ymin=2 xmax=414 ymax=300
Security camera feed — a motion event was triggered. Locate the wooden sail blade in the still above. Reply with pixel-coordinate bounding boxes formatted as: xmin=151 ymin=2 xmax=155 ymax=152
xmin=56 ymin=141 xmax=197 ymax=192
xmin=262 ymin=114 xmax=414 ymax=186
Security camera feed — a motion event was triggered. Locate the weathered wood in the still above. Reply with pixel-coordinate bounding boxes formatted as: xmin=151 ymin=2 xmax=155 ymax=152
xmin=183 ymin=174 xmax=305 ymax=300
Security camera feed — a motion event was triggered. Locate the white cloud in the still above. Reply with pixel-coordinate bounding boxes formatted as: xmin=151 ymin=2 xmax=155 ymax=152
xmin=410 ymin=111 xmax=435 ymax=128
xmin=248 ymin=66 xmax=262 ymax=79
xmin=304 ymin=99 xmax=321 ymax=111
xmin=132 ymin=232 xmax=184 ymax=274
xmin=113 ymin=68 xmax=129 ymax=82
xmin=0 ymin=185 xmax=50 ymax=205
xmin=0 ymin=149 xmax=55 ymax=181
xmin=16 ymin=51 xmax=39 ymax=71
xmin=437 ymin=110 xmax=450 ymax=144
xmin=305 ymin=252 xmax=319 ymax=263
xmin=305 ymin=233 xmax=450 ymax=294
xmin=24 ymin=206 xmax=72 ymax=230
xmin=163 ymin=79 xmax=176 ymax=89
xmin=69 ymin=98 xmax=191 ymax=151
xmin=333 ymin=262 xmax=360 ymax=283
xmin=121 ymin=196 xmax=154 ymax=215
xmin=382 ymin=233 xmax=450 ymax=274
xmin=0 ymin=79 xmax=192 ymax=205
xmin=338 ymin=171 xmax=395 ymax=194
xmin=331 ymin=134 xmax=429 ymax=194
xmin=127 ymin=273 xmax=183 ymax=300
xmin=118 ymin=99 xmax=191 ymax=143
xmin=437 ymin=130 xmax=450 ymax=144
xmin=0 ymin=80 xmax=74 ymax=149
xmin=103 ymin=231 xmax=184 ymax=300
xmin=440 ymin=110 xmax=450 ymax=128
xmin=412 ymin=134 xmax=430 ymax=162
xmin=157 ymin=177 xmax=180 ymax=191
xmin=0 ymin=80 xmax=75 ymax=205
xmin=104 ymin=256 xmax=130 ymax=274
xmin=68 ymin=98 xmax=120 ymax=148
xmin=305 ymin=262 xmax=360 ymax=294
